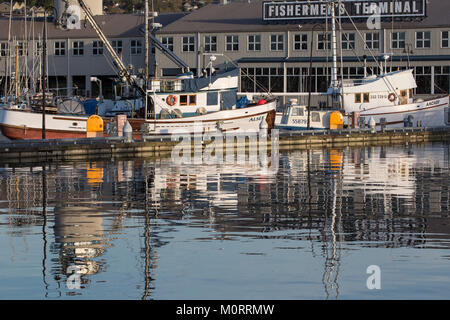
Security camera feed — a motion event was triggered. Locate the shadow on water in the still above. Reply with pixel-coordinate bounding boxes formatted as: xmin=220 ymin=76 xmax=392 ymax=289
xmin=0 ymin=142 xmax=449 ymax=299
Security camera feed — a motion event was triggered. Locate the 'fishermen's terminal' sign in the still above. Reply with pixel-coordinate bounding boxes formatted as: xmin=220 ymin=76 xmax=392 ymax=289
xmin=263 ymin=0 xmax=426 ymax=21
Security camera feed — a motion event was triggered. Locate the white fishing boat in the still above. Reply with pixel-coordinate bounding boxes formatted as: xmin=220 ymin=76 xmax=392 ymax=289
xmin=0 ymin=1 xmax=276 ymax=140
xmin=277 ymin=99 xmax=343 ymax=131
xmin=340 ymin=69 xmax=450 ymax=128
xmin=275 ymin=1 xmax=450 ymax=131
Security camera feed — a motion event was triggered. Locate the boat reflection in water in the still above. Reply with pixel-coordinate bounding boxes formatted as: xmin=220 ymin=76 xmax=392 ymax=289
xmin=0 ymin=143 xmax=449 ymax=299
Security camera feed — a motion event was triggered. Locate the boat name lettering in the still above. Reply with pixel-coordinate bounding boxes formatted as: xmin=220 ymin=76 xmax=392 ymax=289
xmin=426 ymin=100 xmax=440 ymax=107
xmin=250 ymin=116 xmax=264 ymax=122
xmin=292 ymin=119 xmax=307 ymax=124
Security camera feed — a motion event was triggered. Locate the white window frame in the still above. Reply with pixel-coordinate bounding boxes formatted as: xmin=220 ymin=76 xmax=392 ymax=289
xmin=317 ymin=33 xmax=331 ymax=50
xmin=111 ymin=40 xmax=123 ymax=54
xmin=364 ymin=32 xmax=380 ymax=50
xmin=54 ymin=41 xmax=66 ymax=56
xmin=248 ymin=34 xmax=261 ymax=51
xmin=0 ymin=42 xmax=8 ymax=57
xmin=441 ymin=31 xmax=450 ymax=48
xmin=92 ymin=40 xmax=103 ymax=55
xmin=391 ymin=32 xmax=406 ymax=49
xmin=204 ymin=35 xmax=217 ymax=53
xmin=416 ymin=31 xmax=431 ymax=49
xmin=72 ymin=41 xmax=84 ymax=56
xmin=161 ymin=36 xmax=173 ymax=51
xmin=270 ymin=34 xmax=284 ymax=51
xmin=130 ymin=39 xmax=142 ymax=55
xmin=341 ymin=32 xmax=355 ymax=50
xmin=225 ymin=35 xmax=239 ymax=52
xmin=182 ymin=36 xmax=195 ymax=52
xmin=293 ymin=33 xmax=308 ymax=51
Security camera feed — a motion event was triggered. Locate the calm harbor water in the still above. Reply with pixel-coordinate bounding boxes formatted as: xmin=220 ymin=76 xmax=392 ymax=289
xmin=0 ymin=142 xmax=449 ymax=299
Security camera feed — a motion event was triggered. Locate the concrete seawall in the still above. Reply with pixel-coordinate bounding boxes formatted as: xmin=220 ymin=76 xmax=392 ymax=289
xmin=0 ymin=127 xmax=448 ymax=164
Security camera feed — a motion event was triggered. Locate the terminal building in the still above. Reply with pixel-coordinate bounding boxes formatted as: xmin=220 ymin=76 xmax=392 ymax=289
xmin=155 ymin=0 xmax=450 ymax=104
xmin=0 ymin=0 xmax=449 ymax=104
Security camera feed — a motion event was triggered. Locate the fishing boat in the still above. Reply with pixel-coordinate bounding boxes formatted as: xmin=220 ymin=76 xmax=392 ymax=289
xmin=0 ymin=0 xmax=276 ymax=140
xmin=275 ymin=1 xmax=450 ymax=131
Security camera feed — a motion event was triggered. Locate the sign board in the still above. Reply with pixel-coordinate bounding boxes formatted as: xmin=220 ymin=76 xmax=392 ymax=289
xmin=263 ymin=0 xmax=426 ymax=21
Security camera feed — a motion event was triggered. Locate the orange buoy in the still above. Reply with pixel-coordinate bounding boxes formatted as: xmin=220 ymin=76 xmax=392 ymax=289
xmin=167 ymin=95 xmax=177 ymax=106
xmin=87 ymin=115 xmax=104 ymax=138
xmin=329 ymin=111 xmax=343 ymax=130
xmin=388 ymin=93 xmax=396 ymax=102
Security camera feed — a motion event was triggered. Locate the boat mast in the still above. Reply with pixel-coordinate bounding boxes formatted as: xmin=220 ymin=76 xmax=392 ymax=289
xmin=15 ymin=43 xmax=19 ymax=98
xmin=4 ymin=0 xmax=13 ymax=99
xmin=330 ymin=0 xmax=340 ymax=108
xmin=144 ymin=0 xmax=149 ymax=120
xmin=42 ymin=11 xmax=47 ymax=139
xmin=24 ymin=0 xmax=28 ymax=93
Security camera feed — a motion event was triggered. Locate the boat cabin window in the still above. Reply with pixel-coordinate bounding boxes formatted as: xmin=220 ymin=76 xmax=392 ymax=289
xmin=363 ymin=93 xmax=370 ymax=103
xmin=180 ymin=95 xmax=188 ymax=106
xmin=207 ymin=92 xmax=218 ymax=106
xmin=292 ymin=107 xmax=304 ymax=116
xmin=311 ymin=112 xmax=320 ymax=122
xmin=162 ymin=81 xmax=175 ymax=92
xmin=401 ymin=90 xmax=407 ymax=98
xmin=189 ymin=95 xmax=196 ymax=106
xmin=355 ymin=93 xmax=362 ymax=103
xmin=409 ymin=89 xmax=414 ymax=97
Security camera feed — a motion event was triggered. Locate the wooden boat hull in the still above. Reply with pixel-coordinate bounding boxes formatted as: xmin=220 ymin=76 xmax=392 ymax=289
xmin=0 ymin=108 xmax=89 ymax=140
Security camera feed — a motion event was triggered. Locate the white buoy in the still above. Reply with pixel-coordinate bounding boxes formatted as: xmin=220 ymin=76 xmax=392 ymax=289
xmin=369 ymin=117 xmax=376 ymax=131
xmin=123 ymin=121 xmax=133 ymax=142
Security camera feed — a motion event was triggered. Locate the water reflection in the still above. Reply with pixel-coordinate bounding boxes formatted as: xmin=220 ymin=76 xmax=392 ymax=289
xmin=0 ymin=143 xmax=449 ymax=299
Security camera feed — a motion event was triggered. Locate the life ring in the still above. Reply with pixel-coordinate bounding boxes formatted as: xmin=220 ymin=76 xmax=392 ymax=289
xmin=388 ymin=93 xmax=397 ymax=102
xmin=166 ymin=95 xmax=177 ymax=106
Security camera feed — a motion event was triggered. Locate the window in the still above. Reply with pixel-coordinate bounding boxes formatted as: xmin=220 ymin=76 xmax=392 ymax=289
xmin=92 ymin=41 xmax=103 ymax=55
xmin=0 ymin=42 xmax=8 ymax=56
xmin=392 ymin=32 xmax=406 ymax=49
xmin=363 ymin=93 xmax=370 ymax=103
xmin=240 ymin=67 xmax=284 ymax=93
xmin=311 ymin=112 xmax=320 ymax=122
xmin=207 ymin=92 xmax=218 ymax=105
xmin=294 ymin=34 xmax=308 ymax=51
xmin=72 ymin=41 xmax=84 ymax=56
xmin=355 ymin=93 xmax=362 ymax=103
xmin=161 ymin=37 xmax=173 ymax=51
xmin=182 ymin=36 xmax=195 ymax=52
xmin=416 ymin=31 xmax=431 ymax=48
xmin=189 ymin=95 xmax=196 ymax=106
xmin=317 ymin=33 xmax=331 ymax=50
xmin=442 ymin=31 xmax=450 ymax=48
xmin=112 ymin=40 xmax=123 ymax=54
xmin=365 ymin=32 xmax=379 ymax=50
xmin=415 ymin=66 xmax=432 ymax=94
xmin=35 ymin=42 xmax=42 ymax=56
xmin=292 ymin=107 xmax=304 ymax=116
xmin=180 ymin=95 xmax=188 ymax=106
xmin=226 ymin=35 xmax=239 ymax=51
xmin=17 ymin=42 xmax=27 ymax=56
xmin=270 ymin=34 xmax=284 ymax=51
xmin=341 ymin=33 xmax=355 ymax=50
xmin=248 ymin=34 xmax=261 ymax=51
xmin=54 ymin=41 xmax=65 ymax=56
xmin=204 ymin=36 xmax=217 ymax=53
xmin=130 ymin=40 xmax=142 ymax=55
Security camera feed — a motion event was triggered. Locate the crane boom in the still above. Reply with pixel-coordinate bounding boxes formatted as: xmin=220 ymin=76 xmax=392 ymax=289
xmin=72 ymin=0 xmax=146 ymax=96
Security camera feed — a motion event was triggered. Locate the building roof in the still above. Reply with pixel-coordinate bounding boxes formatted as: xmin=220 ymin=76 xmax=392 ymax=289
xmin=0 ymin=12 xmax=187 ymax=41
xmin=157 ymin=0 xmax=450 ymax=34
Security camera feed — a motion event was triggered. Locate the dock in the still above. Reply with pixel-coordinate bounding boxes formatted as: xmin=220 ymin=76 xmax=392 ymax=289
xmin=0 ymin=127 xmax=449 ymax=164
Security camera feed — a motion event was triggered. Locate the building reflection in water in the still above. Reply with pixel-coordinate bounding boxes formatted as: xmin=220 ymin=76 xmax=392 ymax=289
xmin=0 ymin=143 xmax=449 ymax=298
